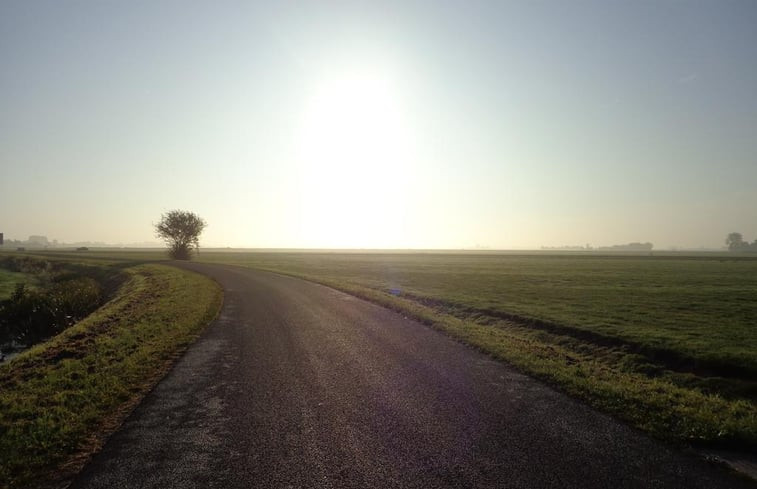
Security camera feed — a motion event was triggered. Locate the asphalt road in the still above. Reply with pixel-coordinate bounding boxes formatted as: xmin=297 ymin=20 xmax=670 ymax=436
xmin=71 ymin=263 xmax=752 ymax=488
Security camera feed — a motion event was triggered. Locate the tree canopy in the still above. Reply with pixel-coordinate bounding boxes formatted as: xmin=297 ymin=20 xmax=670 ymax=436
xmin=726 ymin=232 xmax=757 ymax=252
xmin=155 ymin=210 xmax=207 ymax=260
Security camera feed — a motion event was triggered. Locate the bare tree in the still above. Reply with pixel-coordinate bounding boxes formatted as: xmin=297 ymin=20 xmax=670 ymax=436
xmin=155 ymin=210 xmax=207 ymax=260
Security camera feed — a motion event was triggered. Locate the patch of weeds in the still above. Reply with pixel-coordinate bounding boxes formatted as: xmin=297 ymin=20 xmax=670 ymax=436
xmin=0 ymin=264 xmax=222 ymax=489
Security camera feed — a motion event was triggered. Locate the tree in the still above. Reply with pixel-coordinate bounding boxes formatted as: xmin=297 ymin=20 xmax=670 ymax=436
xmin=726 ymin=232 xmax=745 ymax=251
xmin=155 ymin=210 xmax=207 ymax=260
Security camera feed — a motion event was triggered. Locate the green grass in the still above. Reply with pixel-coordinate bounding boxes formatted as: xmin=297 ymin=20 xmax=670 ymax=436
xmin=0 ymin=268 xmax=38 ymax=300
xmin=4 ymin=248 xmax=755 ymax=453
xmin=0 ymin=262 xmax=222 ymax=489
xmin=191 ymin=250 xmax=757 ymax=451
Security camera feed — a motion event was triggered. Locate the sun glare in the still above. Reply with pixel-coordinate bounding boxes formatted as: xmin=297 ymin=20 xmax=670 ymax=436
xmin=296 ymin=68 xmax=415 ymax=247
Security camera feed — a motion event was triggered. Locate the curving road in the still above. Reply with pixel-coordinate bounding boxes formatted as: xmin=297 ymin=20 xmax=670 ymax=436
xmin=72 ymin=263 xmax=752 ymax=488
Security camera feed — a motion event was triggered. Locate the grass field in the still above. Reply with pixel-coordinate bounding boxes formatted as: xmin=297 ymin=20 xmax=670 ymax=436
xmin=0 ymin=268 xmax=38 ymax=300
xmin=0 ymin=257 xmax=222 ymax=488
xmin=3 ymin=248 xmax=755 ymax=454
xmin=191 ymin=250 xmax=757 ymax=451
xmin=197 ymin=252 xmax=757 ymax=369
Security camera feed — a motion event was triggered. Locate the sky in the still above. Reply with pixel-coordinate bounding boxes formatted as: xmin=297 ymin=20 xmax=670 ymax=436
xmin=1 ymin=0 xmax=756 ymax=250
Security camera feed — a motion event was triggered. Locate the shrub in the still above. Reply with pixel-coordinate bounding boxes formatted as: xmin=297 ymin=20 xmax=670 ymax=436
xmin=0 ymin=278 xmax=103 ymax=347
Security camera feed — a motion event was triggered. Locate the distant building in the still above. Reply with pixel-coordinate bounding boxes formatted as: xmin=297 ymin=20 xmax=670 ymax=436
xmin=27 ymin=235 xmax=49 ymax=246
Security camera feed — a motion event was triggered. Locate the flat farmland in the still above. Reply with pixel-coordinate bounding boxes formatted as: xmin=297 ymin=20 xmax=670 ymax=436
xmin=12 ymin=249 xmax=757 ymax=451
xmin=195 ymin=250 xmax=757 ymax=450
xmin=202 ymin=252 xmax=757 ymax=370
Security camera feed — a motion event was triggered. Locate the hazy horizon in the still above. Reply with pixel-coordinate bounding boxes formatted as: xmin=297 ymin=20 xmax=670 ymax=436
xmin=0 ymin=236 xmax=731 ymax=252
xmin=2 ymin=1 xmax=756 ymax=250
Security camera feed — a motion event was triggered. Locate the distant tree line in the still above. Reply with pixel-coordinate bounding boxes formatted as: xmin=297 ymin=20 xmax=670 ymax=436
xmin=541 ymin=242 xmax=653 ymax=251
xmin=596 ymin=242 xmax=653 ymax=251
xmin=726 ymin=232 xmax=757 ymax=252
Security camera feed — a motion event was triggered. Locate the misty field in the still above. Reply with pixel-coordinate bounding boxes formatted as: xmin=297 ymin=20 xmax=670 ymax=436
xmin=194 ymin=250 xmax=757 ymax=449
xmin=199 ymin=252 xmax=757 ymax=369
xmin=6 ymin=249 xmax=757 ymax=450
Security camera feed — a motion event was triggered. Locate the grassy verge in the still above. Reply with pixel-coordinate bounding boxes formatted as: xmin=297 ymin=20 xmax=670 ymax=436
xmin=275 ymin=272 xmax=757 ymax=449
xmin=194 ymin=252 xmax=757 ymax=453
xmin=0 ymin=263 xmax=222 ymax=489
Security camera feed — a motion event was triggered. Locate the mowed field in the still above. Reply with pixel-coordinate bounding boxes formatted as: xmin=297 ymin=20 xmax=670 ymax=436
xmin=201 ymin=251 xmax=757 ymax=373
xmin=7 ymin=249 xmax=757 ymax=452
xmin=194 ymin=250 xmax=757 ymax=451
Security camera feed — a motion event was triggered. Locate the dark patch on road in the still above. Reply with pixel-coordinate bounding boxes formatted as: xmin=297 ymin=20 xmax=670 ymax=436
xmin=71 ymin=263 xmax=754 ymax=488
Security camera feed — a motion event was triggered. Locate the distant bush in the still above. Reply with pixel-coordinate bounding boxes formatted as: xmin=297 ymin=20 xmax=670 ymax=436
xmin=155 ymin=210 xmax=207 ymax=260
xmin=0 ymin=256 xmax=62 ymax=275
xmin=726 ymin=232 xmax=757 ymax=252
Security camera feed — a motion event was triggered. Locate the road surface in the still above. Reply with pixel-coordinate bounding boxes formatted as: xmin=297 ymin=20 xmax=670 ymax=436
xmin=72 ymin=263 xmax=752 ymax=488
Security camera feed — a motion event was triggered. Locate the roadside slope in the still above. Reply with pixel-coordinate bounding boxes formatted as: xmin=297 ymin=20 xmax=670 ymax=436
xmin=0 ymin=264 xmax=222 ymax=489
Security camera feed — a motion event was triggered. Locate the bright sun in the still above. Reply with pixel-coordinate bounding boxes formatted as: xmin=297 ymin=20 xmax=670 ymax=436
xmin=296 ymin=68 xmax=415 ymax=248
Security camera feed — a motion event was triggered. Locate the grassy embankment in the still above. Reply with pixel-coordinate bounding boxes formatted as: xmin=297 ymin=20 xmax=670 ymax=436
xmin=195 ymin=251 xmax=757 ymax=452
xmin=0 ymin=255 xmax=222 ymax=489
